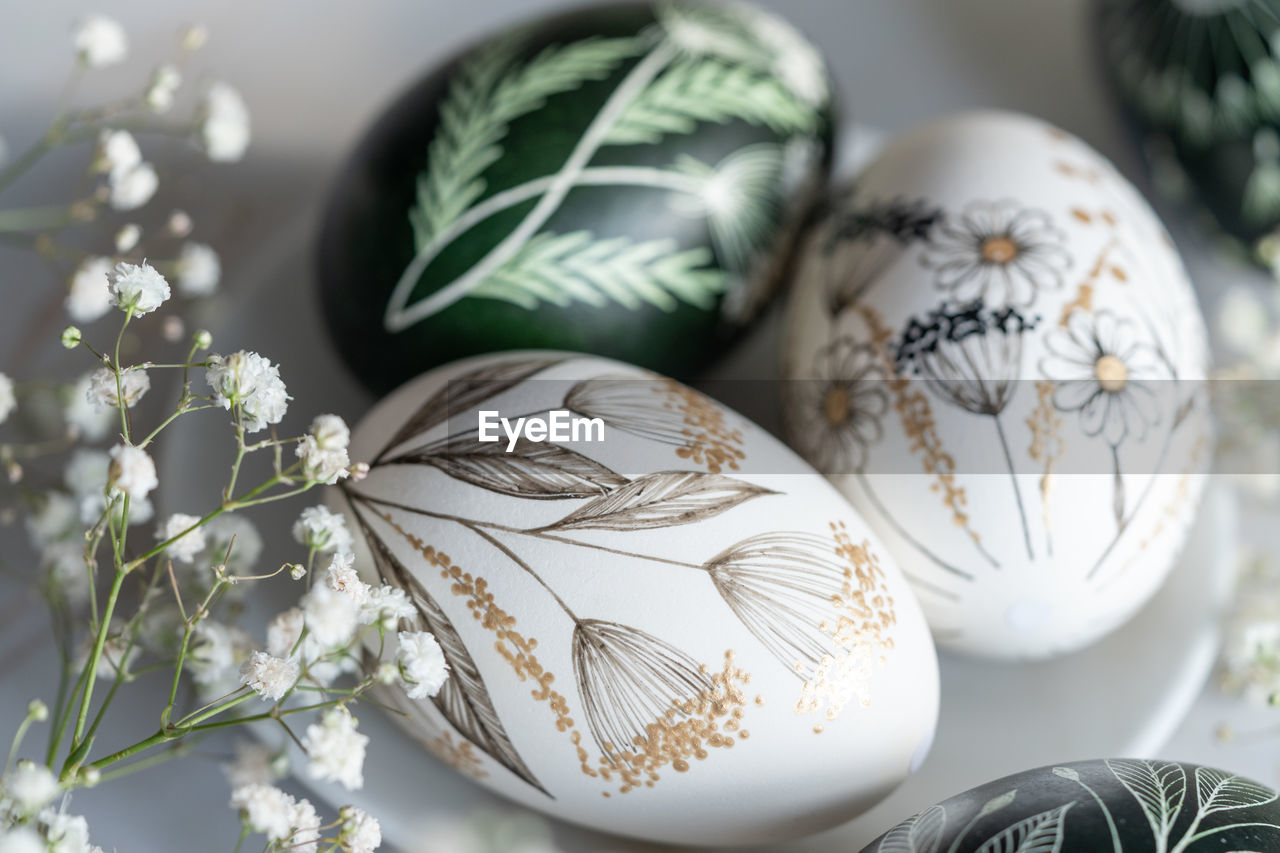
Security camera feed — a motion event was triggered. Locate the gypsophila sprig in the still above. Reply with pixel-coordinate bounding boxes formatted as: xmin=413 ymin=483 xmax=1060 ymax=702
xmin=0 ymin=24 xmax=411 ymax=851
xmin=397 ymin=631 xmax=449 ymax=700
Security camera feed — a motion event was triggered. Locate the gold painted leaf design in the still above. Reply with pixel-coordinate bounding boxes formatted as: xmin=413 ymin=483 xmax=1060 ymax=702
xmin=355 ymin=509 xmax=550 ymax=797
xmin=397 ymin=435 xmax=628 ymax=499
xmin=1107 ymin=759 xmax=1185 ymax=843
xmin=375 ymin=357 xmax=563 ymax=463
xmin=973 ymin=803 xmax=1073 ymax=853
xmin=878 ymin=803 xmax=945 ymax=853
xmin=1194 ymin=767 xmax=1278 ymax=817
xmin=538 ymin=470 xmax=775 ymax=532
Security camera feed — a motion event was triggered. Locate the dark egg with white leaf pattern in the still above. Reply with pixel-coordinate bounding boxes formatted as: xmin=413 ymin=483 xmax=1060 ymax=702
xmin=860 ymin=759 xmax=1280 ymax=853
xmin=333 ymin=351 xmax=938 ymax=844
xmin=318 ymin=2 xmax=834 ymax=393
xmin=1096 ymin=0 xmax=1280 ymax=264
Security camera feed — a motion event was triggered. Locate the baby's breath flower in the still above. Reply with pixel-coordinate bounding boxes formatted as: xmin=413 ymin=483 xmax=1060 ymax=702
xmin=289 ymin=798 xmax=322 ymax=853
xmin=292 ymin=505 xmax=352 ymax=554
xmin=108 ymin=162 xmax=159 ymax=211
xmin=38 ymin=807 xmax=96 ymax=853
xmin=66 ymin=257 xmax=113 ymax=323
xmin=114 ymin=224 xmax=141 ymax=253
xmin=188 ymin=620 xmax=247 ymax=686
xmin=176 ymin=241 xmax=220 ymax=296
xmin=73 ymin=15 xmax=127 ymax=67
xmin=266 ymin=607 xmax=304 ymax=659
xmin=204 ymin=513 xmax=263 ymax=574
xmin=61 ymin=327 xmax=81 ymax=349
xmin=107 ymin=443 xmax=158 ymax=501
xmin=230 ymin=784 xmax=295 ymax=843
xmin=193 ymin=329 xmax=213 ymax=350
xmin=0 ymin=372 xmax=14 ymax=424
xmin=302 ymin=581 xmax=358 ymax=650
xmin=239 ymin=650 xmax=298 ymax=701
xmin=199 ymin=82 xmax=250 ymax=162
xmin=26 ymin=700 xmax=49 ymax=723
xmin=167 ymin=210 xmax=193 ymax=237
xmin=109 ymin=261 xmax=170 ymax=315
xmin=64 ymin=448 xmax=109 ymax=499
xmin=360 ymin=585 xmax=415 ymax=628
xmin=204 ymin=350 xmax=288 ymax=432
xmin=339 ymin=806 xmax=382 ymax=853
xmin=93 ymin=130 xmax=141 ymax=177
xmin=64 ymin=373 xmax=114 ymax=441
xmin=396 ymin=630 xmax=449 ymax=700
xmin=145 ymin=64 xmax=181 ymax=113
xmin=24 ymin=491 xmax=77 ymax=549
xmin=156 ymin=512 xmax=206 ymax=563
xmin=86 ymin=366 xmax=150 ymax=409
xmin=40 ymin=542 xmax=91 ymax=608
xmin=0 ymin=826 xmax=44 ymax=853
xmin=324 ymin=553 xmax=369 ymax=608
xmin=179 ymin=24 xmax=208 ymax=52
xmin=302 ymin=706 xmax=367 ymax=790
xmin=224 ymin=741 xmax=284 ymax=789
xmin=2 ymin=760 xmax=60 ymax=814
xmin=297 ymin=414 xmax=351 ymax=484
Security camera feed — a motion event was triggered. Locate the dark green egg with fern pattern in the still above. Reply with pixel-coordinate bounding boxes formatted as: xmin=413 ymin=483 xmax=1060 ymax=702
xmin=318 ymin=1 xmax=835 ymax=393
xmin=1096 ymin=0 xmax=1280 ymax=265
xmin=861 ymin=759 xmax=1280 ymax=853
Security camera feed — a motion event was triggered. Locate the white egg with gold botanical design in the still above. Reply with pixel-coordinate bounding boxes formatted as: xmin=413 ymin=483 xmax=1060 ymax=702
xmin=782 ymin=111 xmax=1212 ymax=661
xmin=332 ymin=352 xmax=939 ymax=845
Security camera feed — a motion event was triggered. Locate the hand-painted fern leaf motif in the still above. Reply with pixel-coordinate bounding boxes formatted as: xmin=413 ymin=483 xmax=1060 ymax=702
xmin=375 ymin=356 xmax=563 ymax=463
xmin=974 ymin=803 xmax=1073 ymax=853
xmin=1107 ymin=759 xmax=1186 ymax=846
xmin=354 ymin=508 xmax=550 ymax=796
xmin=878 ymin=803 xmax=946 ymax=853
xmin=538 ymin=470 xmax=775 ymax=532
xmin=398 ymin=434 xmax=628 ymax=499
xmin=410 ymin=33 xmax=642 ymax=247
xmin=603 ymin=57 xmax=818 ymax=146
xmin=471 ymin=230 xmax=726 ymax=312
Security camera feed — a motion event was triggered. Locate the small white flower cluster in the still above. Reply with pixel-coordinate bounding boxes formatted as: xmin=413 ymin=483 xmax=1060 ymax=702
xmin=205 ymin=350 xmax=289 ymax=432
xmin=239 ymin=650 xmax=300 ymax=702
xmin=65 ymin=258 xmax=114 ymax=324
xmin=93 ymin=129 xmax=157 ymax=212
xmin=109 ymin=261 xmax=169 ymax=316
xmin=229 ymin=784 xmax=320 ymax=853
xmin=0 ymin=804 xmax=103 ymax=853
xmin=397 ymin=630 xmax=450 ymax=700
xmin=292 ymin=505 xmax=354 ymax=554
xmin=72 ymin=14 xmax=127 ymax=68
xmin=1221 ymin=552 xmax=1280 ymax=706
xmin=296 ymin=414 xmax=352 ymax=484
xmin=200 ymin=82 xmax=251 ymax=163
xmin=0 ymin=372 xmax=14 ymax=425
xmin=155 ymin=512 xmax=206 ymax=563
xmin=301 ymin=706 xmax=368 ymax=790
xmin=176 ymin=241 xmax=220 ymax=296
xmin=85 ymin=365 xmax=149 ymax=409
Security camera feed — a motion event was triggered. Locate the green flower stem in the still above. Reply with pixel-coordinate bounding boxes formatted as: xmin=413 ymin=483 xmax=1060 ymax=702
xmin=94 ymin=739 xmax=195 ymax=784
xmin=44 ymin=656 xmax=72 ymax=766
xmin=113 ymin=309 xmax=135 ymax=442
xmin=138 ymin=402 xmax=215 ymax=449
xmin=0 ymin=137 xmax=56 ymax=196
xmin=6 ymin=707 xmax=39 ymax=773
xmin=0 ymin=204 xmax=82 ymax=233
xmin=65 ymin=564 xmax=128 ymax=772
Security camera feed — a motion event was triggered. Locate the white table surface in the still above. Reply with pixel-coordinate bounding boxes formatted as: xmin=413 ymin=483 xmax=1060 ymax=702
xmin=2 ymin=1 xmax=1278 ymax=851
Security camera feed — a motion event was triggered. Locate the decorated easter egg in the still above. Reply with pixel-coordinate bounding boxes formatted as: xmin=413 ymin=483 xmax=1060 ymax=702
xmin=860 ymin=759 xmax=1280 ymax=853
xmin=335 ymin=351 xmax=938 ymax=845
xmin=782 ymin=111 xmax=1212 ymax=660
xmin=1097 ymin=0 xmax=1280 ymax=262
xmin=318 ymin=2 xmax=834 ymax=394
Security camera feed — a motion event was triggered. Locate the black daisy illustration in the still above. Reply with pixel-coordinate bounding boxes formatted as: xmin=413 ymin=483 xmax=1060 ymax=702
xmin=920 ymin=199 xmax=1071 ymax=306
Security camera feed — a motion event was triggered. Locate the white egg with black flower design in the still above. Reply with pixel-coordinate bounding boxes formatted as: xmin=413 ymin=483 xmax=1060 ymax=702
xmin=782 ymin=110 xmax=1212 ymax=660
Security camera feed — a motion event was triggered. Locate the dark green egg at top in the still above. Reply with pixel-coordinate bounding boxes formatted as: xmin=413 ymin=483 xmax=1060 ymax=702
xmin=1096 ymin=0 xmax=1280 ymax=265
xmin=861 ymin=759 xmax=1280 ymax=853
xmin=318 ymin=1 xmax=835 ymax=393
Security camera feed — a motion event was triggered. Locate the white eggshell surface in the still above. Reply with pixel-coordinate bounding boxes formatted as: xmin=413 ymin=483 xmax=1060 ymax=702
xmin=783 ymin=111 xmax=1212 ymax=661
xmin=337 ymin=351 xmax=939 ymax=846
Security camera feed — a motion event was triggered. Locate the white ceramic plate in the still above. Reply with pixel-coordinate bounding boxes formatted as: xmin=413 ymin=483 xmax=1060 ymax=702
xmin=158 ymin=127 xmax=1238 ymax=852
